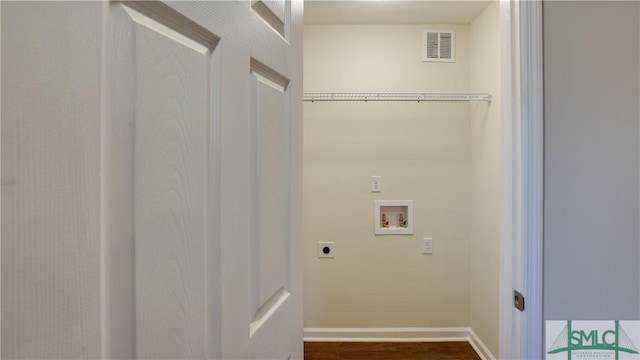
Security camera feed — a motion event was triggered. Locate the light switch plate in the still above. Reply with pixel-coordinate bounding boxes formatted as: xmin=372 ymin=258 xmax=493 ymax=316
xmin=371 ymin=176 xmax=382 ymax=192
xmin=422 ymin=238 xmax=433 ymax=254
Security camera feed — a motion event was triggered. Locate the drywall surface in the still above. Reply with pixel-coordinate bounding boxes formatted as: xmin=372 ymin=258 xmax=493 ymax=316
xmin=304 ymin=24 xmax=472 ymax=327
xmin=469 ymin=2 xmax=500 ymax=356
xmin=544 ymin=2 xmax=640 ymax=320
xmin=1 ymin=2 xmax=103 ymax=357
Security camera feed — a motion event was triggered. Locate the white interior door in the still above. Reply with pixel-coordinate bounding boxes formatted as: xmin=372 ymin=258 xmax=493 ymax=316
xmin=3 ymin=0 xmax=301 ymax=358
xmin=106 ymin=1 xmax=303 ymax=359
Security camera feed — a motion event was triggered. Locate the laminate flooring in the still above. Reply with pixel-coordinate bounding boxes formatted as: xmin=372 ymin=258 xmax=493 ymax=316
xmin=304 ymin=341 xmax=481 ymax=360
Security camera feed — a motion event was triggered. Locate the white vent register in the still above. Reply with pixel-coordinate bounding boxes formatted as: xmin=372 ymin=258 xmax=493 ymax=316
xmin=423 ymin=30 xmax=455 ymax=62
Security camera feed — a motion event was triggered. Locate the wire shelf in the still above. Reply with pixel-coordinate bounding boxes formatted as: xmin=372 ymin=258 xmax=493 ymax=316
xmin=303 ymin=92 xmax=493 ymax=102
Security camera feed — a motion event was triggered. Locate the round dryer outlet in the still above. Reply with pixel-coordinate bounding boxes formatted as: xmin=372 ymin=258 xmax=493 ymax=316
xmin=318 ymin=242 xmax=334 ymax=258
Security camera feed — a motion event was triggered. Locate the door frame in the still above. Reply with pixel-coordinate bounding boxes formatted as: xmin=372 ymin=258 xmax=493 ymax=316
xmin=499 ymin=0 xmax=543 ymax=359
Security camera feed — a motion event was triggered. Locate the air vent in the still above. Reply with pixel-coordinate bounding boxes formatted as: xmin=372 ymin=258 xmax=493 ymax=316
xmin=422 ymin=30 xmax=455 ymax=63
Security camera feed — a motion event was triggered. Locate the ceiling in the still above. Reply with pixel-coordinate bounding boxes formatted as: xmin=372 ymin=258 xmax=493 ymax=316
xmin=304 ymin=0 xmax=493 ymax=25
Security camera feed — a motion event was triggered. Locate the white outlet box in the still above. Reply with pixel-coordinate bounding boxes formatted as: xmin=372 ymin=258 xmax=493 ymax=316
xmin=318 ymin=242 xmax=334 ymax=258
xmin=374 ymin=200 xmax=413 ymax=235
xmin=423 ymin=238 xmax=433 ymax=254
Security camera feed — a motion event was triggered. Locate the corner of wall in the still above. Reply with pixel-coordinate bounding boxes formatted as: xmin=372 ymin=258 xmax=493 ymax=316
xmin=468 ymin=1 xmax=501 ymax=356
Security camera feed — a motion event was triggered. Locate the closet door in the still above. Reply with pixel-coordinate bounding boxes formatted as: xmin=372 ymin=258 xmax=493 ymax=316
xmin=108 ymin=1 xmax=303 ymax=359
xmin=1 ymin=0 xmax=302 ymax=358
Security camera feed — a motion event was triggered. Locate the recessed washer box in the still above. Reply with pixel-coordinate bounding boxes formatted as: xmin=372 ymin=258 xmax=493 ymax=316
xmin=374 ymin=200 xmax=413 ymax=235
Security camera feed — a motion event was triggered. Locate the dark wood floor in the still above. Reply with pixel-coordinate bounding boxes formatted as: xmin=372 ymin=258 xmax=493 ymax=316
xmin=304 ymin=342 xmax=481 ymax=360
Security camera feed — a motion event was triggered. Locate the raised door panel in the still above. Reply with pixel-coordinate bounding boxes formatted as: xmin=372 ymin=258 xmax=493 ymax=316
xmin=249 ymin=69 xmax=290 ymax=339
xmin=133 ymin=17 xmax=208 ymax=359
xmin=254 ymin=0 xmax=286 ymax=25
xmin=251 ymin=0 xmax=287 ymax=38
xmin=109 ymin=3 xmax=218 ymax=359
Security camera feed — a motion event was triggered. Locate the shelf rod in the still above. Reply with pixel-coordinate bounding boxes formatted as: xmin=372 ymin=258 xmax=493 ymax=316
xmin=303 ymin=92 xmax=493 ymax=102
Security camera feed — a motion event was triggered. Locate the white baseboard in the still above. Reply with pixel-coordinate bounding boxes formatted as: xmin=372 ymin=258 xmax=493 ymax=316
xmin=467 ymin=328 xmax=496 ymax=360
xmin=303 ymin=327 xmax=496 ymax=360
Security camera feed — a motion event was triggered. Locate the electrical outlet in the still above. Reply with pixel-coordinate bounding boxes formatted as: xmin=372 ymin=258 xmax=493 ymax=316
xmin=318 ymin=242 xmax=334 ymax=258
xmin=422 ymin=238 xmax=433 ymax=254
xmin=371 ymin=176 xmax=382 ymax=192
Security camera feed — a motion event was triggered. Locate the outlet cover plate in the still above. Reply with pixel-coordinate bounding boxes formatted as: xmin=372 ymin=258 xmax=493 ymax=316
xmin=318 ymin=242 xmax=334 ymax=258
xmin=371 ymin=176 xmax=382 ymax=192
xmin=423 ymin=237 xmax=433 ymax=254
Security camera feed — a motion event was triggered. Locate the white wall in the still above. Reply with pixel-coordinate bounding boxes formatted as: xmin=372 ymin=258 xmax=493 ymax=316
xmin=469 ymin=2 xmax=500 ymax=356
xmin=304 ymin=24 xmax=474 ymax=328
xmin=544 ymin=1 xmax=640 ymax=320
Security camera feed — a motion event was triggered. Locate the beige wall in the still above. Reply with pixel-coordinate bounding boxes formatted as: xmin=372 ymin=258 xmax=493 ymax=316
xmin=304 ymin=24 xmax=474 ymax=328
xmin=469 ymin=2 xmax=501 ymax=356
